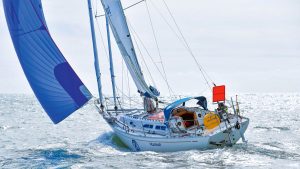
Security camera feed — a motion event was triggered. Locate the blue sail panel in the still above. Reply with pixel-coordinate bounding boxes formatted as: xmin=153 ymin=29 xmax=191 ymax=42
xmin=3 ymin=0 xmax=92 ymax=124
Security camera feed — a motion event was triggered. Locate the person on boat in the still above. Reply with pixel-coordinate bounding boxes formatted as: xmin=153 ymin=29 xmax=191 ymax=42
xmin=217 ymin=102 xmax=228 ymax=113
xmin=143 ymin=97 xmax=156 ymax=114
xmin=139 ymin=91 xmax=156 ymax=114
xmin=217 ymin=102 xmax=230 ymax=123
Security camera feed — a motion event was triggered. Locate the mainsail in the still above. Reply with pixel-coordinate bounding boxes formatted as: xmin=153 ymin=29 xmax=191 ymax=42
xmin=3 ymin=0 xmax=92 ymax=124
xmin=100 ymin=0 xmax=160 ymax=98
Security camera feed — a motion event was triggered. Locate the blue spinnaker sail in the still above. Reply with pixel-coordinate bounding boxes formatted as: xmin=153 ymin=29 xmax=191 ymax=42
xmin=3 ymin=0 xmax=92 ymax=124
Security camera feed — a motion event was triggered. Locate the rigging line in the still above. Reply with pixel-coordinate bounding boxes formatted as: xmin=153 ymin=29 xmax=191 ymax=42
xmin=134 ymin=41 xmax=156 ymax=88
xmin=95 ymin=0 xmax=98 ymax=15
xmin=116 ymin=86 xmax=141 ymax=105
xmin=126 ymin=68 xmax=132 ymax=108
xmin=105 ymin=15 xmax=151 ymax=96
xmin=96 ymin=14 xmax=123 ymax=100
xmin=161 ymin=0 xmax=214 ymax=89
xmin=124 ymin=0 xmax=145 ymax=10
xmin=95 ymin=16 xmax=109 ymax=60
xmin=122 ymin=59 xmax=124 ymax=105
xmin=162 ymin=0 xmax=214 ymax=88
xmin=150 ymin=0 xmax=214 ymax=89
xmin=98 ymin=13 xmax=133 ymax=106
xmin=92 ymin=0 xmax=97 ymax=16
xmin=112 ymin=84 xmax=124 ymax=110
xmin=144 ymin=0 xmax=173 ymax=97
xmin=95 ymin=0 xmax=145 ymax=18
xmin=95 ymin=11 xmax=124 ymax=102
xmin=162 ymin=0 xmax=213 ymax=87
xmin=148 ymin=0 xmax=185 ymax=52
xmin=127 ymin=20 xmax=176 ymax=96
xmin=131 ymin=27 xmax=156 ymax=88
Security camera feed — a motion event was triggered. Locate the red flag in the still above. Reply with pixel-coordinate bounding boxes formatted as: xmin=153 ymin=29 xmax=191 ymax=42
xmin=213 ymin=85 xmax=226 ymax=102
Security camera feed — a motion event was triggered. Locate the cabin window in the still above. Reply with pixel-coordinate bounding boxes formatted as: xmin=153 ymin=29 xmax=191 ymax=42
xmin=155 ymin=126 xmax=166 ymax=130
xmin=130 ymin=121 xmax=136 ymax=127
xmin=143 ymin=124 xmax=153 ymax=129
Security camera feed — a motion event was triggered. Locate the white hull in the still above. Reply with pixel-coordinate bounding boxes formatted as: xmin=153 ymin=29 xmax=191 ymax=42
xmin=107 ymin=117 xmax=249 ymax=152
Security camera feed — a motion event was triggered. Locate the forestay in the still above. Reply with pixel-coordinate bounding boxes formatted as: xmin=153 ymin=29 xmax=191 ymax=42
xmin=100 ymin=0 xmax=159 ymax=98
xmin=3 ymin=0 xmax=92 ymax=124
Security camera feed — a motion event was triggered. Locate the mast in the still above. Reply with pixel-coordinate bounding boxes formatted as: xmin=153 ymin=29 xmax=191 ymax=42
xmin=105 ymin=15 xmax=118 ymax=110
xmin=87 ymin=0 xmax=104 ymax=108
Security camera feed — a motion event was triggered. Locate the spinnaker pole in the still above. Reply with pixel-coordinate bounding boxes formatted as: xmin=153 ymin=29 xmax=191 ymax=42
xmin=105 ymin=15 xmax=118 ymax=110
xmin=87 ymin=0 xmax=104 ymax=108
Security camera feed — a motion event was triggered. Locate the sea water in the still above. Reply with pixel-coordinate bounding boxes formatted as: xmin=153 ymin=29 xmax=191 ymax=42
xmin=0 ymin=93 xmax=299 ymax=168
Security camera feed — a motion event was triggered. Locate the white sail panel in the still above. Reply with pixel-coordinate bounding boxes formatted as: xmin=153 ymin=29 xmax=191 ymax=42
xmin=100 ymin=0 xmax=159 ymax=98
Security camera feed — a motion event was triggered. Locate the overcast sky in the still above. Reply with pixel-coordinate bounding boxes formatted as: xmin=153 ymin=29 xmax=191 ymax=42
xmin=0 ymin=0 xmax=300 ymax=96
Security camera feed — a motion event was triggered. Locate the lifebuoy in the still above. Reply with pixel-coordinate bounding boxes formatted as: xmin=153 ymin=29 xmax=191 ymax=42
xmin=203 ymin=112 xmax=221 ymax=129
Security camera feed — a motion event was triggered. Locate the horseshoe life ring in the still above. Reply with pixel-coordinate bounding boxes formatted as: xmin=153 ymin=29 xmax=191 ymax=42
xmin=203 ymin=112 xmax=221 ymax=129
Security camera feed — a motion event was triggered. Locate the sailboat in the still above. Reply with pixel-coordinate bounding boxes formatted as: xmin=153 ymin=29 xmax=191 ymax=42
xmin=3 ymin=0 xmax=249 ymax=152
